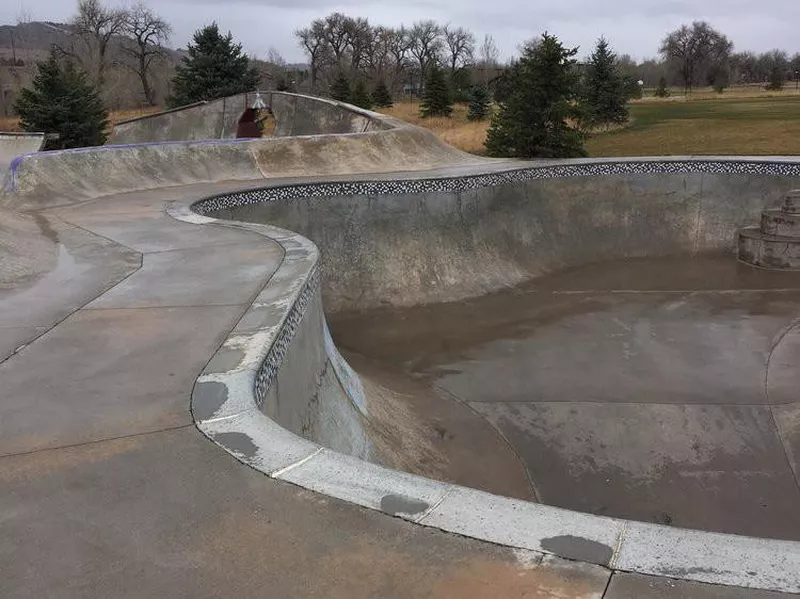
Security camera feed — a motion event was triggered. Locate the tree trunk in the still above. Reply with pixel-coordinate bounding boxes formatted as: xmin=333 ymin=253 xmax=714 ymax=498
xmin=138 ymin=51 xmax=155 ymax=105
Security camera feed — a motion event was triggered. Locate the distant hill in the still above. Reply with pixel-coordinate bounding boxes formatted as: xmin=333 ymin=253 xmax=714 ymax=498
xmin=0 ymin=21 xmax=182 ymax=115
xmin=0 ymin=20 xmax=310 ymax=117
xmin=0 ymin=21 xmax=185 ymax=65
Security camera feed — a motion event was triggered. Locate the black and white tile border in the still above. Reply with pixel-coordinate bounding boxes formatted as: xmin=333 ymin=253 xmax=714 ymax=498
xmin=254 ymin=266 xmax=320 ymax=409
xmin=193 ymin=158 xmax=800 ymax=215
xmin=174 ymin=159 xmax=800 ymax=595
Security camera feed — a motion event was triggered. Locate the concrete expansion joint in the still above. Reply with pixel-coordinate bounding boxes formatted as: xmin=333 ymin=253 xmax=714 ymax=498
xmin=60 ymin=217 xmax=144 ymax=257
xmin=414 ymin=484 xmax=456 ymax=524
xmin=608 ymin=521 xmax=628 ymax=571
xmin=0 ymin=423 xmax=195 ymax=461
xmin=197 ymin=410 xmax=250 ymax=425
xmin=271 ymin=447 xmax=323 ymax=478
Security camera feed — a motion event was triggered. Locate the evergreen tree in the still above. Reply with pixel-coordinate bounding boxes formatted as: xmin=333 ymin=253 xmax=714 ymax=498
xmin=622 ymin=75 xmax=643 ymax=100
xmin=350 ymin=79 xmax=373 ymax=109
xmin=766 ymin=64 xmax=785 ymax=91
xmin=167 ymin=23 xmax=260 ymax=107
xmin=14 ymin=51 xmax=108 ymax=150
xmin=371 ymin=80 xmax=393 ymax=108
xmin=486 ymin=33 xmax=586 ymax=158
xmin=583 ymin=37 xmax=629 ymax=126
xmin=330 ymin=73 xmax=351 ymax=102
xmin=467 ymin=86 xmax=490 ymax=121
xmin=420 ymin=65 xmax=453 ymax=118
xmin=654 ymin=76 xmax=670 ymax=97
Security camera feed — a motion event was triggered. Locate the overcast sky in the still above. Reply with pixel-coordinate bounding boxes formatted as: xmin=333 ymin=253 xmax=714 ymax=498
xmin=4 ymin=0 xmax=800 ymax=63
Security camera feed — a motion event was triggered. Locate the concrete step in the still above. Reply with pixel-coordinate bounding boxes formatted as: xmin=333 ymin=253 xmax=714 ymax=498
xmin=783 ymin=189 xmax=800 ymax=213
xmin=760 ymin=209 xmax=800 ymax=237
xmin=738 ymin=226 xmax=800 ymax=270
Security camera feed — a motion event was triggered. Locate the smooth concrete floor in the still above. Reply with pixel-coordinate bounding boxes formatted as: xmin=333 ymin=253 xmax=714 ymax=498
xmin=330 ymin=254 xmax=800 ymax=541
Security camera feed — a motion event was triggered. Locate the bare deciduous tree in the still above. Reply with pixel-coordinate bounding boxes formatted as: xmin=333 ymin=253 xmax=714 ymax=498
xmin=295 ymin=19 xmax=328 ymax=91
xmin=120 ymin=3 xmax=170 ymax=106
xmin=323 ymin=12 xmax=351 ymax=71
xmin=660 ymin=21 xmax=732 ymax=94
xmin=387 ymin=26 xmax=412 ymax=92
xmin=344 ymin=16 xmax=372 ymax=73
xmin=479 ymin=34 xmax=499 ymax=67
xmin=367 ymin=26 xmax=394 ymax=82
xmin=443 ymin=25 xmax=475 ymax=74
xmin=409 ymin=20 xmax=443 ymax=89
xmin=476 ymin=34 xmax=500 ymax=84
xmin=62 ymin=0 xmax=129 ymax=88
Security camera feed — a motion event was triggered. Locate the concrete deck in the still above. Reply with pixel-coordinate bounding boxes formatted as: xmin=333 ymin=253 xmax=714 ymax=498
xmin=0 ymin=176 xmax=796 ymax=598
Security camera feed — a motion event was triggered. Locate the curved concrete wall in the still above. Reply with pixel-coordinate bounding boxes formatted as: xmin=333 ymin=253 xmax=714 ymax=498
xmin=108 ymin=92 xmax=400 ymax=145
xmin=2 ymin=94 xmax=482 ymax=211
xmin=206 ymin=159 xmax=800 ymax=311
xmin=0 ymin=132 xmax=44 ymax=179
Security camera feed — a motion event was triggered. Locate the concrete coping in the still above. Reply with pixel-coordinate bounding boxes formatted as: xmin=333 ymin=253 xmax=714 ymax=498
xmin=170 ymin=157 xmax=800 ymax=594
xmin=110 ymin=91 xmax=405 ymax=131
xmin=0 ymin=131 xmax=46 ymax=138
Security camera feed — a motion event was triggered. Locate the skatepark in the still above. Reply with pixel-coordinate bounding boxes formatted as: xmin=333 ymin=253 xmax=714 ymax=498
xmin=2 ymin=92 xmax=800 ymax=598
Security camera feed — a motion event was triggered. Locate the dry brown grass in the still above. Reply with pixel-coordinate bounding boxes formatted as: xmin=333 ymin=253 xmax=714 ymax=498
xmin=0 ymin=115 xmax=22 ymax=132
xmin=0 ymin=106 xmax=162 ymax=135
xmin=377 ymin=102 xmax=491 ymax=155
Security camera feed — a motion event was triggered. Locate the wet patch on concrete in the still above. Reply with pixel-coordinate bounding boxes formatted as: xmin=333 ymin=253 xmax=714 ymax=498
xmin=540 ymin=535 xmax=614 ymax=566
xmin=192 ymin=380 xmax=229 ymax=421
xmin=212 ymin=432 xmax=258 ymax=459
xmin=380 ymin=494 xmax=429 ymax=516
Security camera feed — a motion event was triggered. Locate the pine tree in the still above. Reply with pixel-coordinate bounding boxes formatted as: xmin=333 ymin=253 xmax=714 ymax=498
xmin=486 ymin=33 xmax=586 ymax=158
xmin=371 ymin=81 xmax=393 ymax=108
xmin=14 ymin=51 xmax=108 ymax=150
xmin=766 ymin=65 xmax=785 ymax=91
xmin=654 ymin=76 xmax=670 ymax=98
xmin=350 ymin=79 xmax=372 ymax=109
xmin=467 ymin=86 xmax=490 ymax=121
xmin=167 ymin=23 xmax=260 ymax=107
xmin=420 ymin=65 xmax=453 ymax=118
xmin=622 ymin=75 xmax=643 ymax=100
xmin=330 ymin=73 xmax=351 ymax=102
xmin=583 ymin=37 xmax=629 ymax=126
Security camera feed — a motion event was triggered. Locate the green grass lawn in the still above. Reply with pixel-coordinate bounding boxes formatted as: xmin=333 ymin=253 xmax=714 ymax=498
xmin=587 ymin=95 xmax=800 ymax=156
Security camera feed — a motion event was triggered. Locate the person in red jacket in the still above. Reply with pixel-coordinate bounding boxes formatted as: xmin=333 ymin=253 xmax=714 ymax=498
xmin=236 ymin=107 xmax=263 ymax=138
xmin=236 ymin=93 xmax=270 ymax=138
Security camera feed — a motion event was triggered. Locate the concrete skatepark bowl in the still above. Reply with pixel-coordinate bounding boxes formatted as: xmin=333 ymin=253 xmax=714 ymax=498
xmin=2 ymin=93 xmax=800 ymax=597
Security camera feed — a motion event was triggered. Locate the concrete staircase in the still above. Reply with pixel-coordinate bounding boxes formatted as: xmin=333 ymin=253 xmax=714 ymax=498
xmin=739 ymin=190 xmax=800 ymax=269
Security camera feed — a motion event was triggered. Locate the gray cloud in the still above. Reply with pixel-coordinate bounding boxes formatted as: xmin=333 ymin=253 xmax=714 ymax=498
xmin=5 ymin=0 xmax=800 ymax=63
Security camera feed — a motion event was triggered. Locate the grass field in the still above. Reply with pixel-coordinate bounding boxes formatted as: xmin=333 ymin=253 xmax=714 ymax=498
xmin=381 ymin=88 xmax=800 ymax=157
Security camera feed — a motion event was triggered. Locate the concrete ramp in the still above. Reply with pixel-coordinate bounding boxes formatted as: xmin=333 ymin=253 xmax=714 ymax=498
xmin=108 ymin=92 xmax=399 ymax=145
xmin=0 ymin=132 xmax=44 ymax=173
xmin=3 ymin=93 xmax=489 ymax=211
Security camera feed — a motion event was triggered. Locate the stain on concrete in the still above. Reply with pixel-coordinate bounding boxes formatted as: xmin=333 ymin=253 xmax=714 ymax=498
xmin=192 ymin=381 xmax=228 ymax=421
xmin=380 ymin=494 xmax=429 ymax=516
xmin=540 ymin=535 xmax=613 ymax=566
xmin=213 ymin=432 xmax=258 ymax=459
